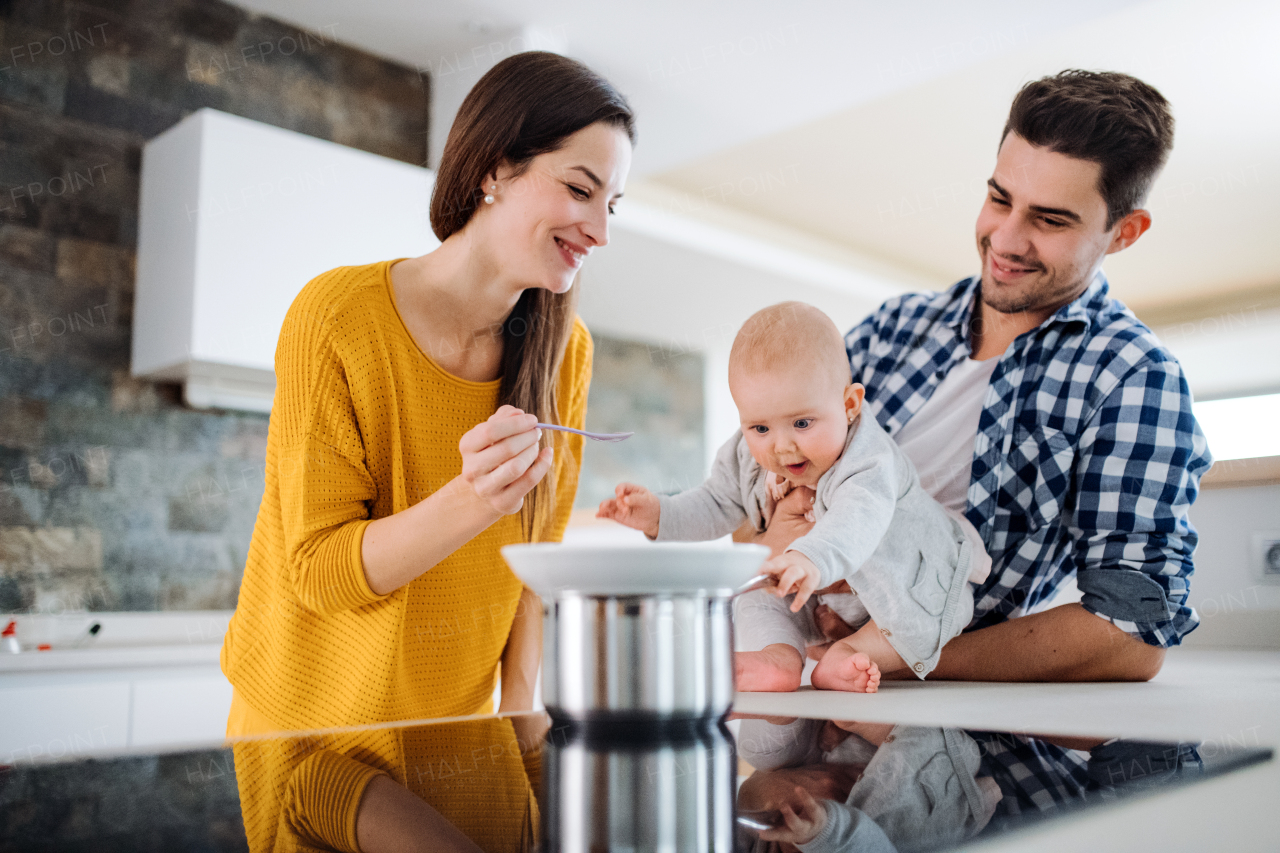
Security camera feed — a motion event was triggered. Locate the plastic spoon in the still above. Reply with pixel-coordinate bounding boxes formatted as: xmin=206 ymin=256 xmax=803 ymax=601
xmin=536 ymin=423 xmax=634 ymax=442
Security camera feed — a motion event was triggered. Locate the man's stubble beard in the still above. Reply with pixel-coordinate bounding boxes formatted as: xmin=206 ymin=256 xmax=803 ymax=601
xmin=978 ymin=238 xmax=1092 ymax=318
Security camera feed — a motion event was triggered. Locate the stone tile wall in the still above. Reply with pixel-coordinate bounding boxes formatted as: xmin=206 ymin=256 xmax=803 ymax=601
xmin=577 ymin=335 xmax=705 ymax=510
xmin=0 ymin=0 xmax=427 ymax=614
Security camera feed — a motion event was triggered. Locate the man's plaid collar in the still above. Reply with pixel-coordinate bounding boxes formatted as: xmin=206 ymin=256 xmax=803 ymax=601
xmin=941 ymin=272 xmax=1112 ymax=339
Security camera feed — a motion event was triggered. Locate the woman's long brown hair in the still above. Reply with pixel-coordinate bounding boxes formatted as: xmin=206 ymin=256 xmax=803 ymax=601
xmin=430 ymin=52 xmax=634 ymax=540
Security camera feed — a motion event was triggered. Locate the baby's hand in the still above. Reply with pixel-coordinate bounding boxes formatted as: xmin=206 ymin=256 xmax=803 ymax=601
xmin=766 ymin=471 xmax=793 ymax=502
xmin=763 ymin=551 xmax=822 ymax=612
xmin=596 ymin=483 xmax=661 ymax=539
xmin=758 ymin=786 xmax=828 ymax=846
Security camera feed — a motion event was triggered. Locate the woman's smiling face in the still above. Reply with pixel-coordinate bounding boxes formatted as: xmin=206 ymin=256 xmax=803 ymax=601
xmin=480 ymin=121 xmax=632 ymax=294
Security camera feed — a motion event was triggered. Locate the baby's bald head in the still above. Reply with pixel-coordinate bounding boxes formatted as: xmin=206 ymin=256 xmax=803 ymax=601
xmin=728 ymin=302 xmax=851 ymax=392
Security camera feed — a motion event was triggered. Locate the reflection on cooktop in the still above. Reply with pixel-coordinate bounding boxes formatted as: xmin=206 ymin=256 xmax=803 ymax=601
xmin=0 ymin=712 xmax=1270 ymax=852
xmin=729 ymin=714 xmax=1267 ymax=852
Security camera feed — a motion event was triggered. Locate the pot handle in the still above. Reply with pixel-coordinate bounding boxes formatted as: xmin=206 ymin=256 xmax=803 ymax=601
xmin=735 ymin=573 xmax=776 ymax=596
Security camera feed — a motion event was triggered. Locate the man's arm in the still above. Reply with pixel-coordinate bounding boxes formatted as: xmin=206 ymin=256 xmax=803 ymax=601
xmin=818 ymin=599 xmax=1164 ymax=682
xmin=761 ymin=487 xmax=1168 ymax=682
xmin=1054 ymin=353 xmax=1211 ymax=661
xmin=925 ymin=603 xmax=1165 ymax=682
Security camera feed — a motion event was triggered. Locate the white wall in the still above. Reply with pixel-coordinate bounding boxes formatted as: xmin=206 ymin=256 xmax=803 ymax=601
xmin=578 ymin=204 xmax=906 ymax=478
xmin=1183 ymin=483 xmax=1280 ymax=647
xmin=426 ymin=26 xmax=568 ymax=169
xmin=701 ymin=344 xmax=739 ymax=474
xmin=1154 ymin=307 xmax=1280 ymax=402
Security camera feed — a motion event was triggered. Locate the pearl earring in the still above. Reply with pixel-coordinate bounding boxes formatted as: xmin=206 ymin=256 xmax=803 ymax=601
xmin=483 ymin=183 xmax=496 ymax=204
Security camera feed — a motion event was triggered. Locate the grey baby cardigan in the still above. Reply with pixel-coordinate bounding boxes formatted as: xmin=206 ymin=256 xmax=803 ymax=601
xmin=656 ymin=415 xmax=955 ymax=591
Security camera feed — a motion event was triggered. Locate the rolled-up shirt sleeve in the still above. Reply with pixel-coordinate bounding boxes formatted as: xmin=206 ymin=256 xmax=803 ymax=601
xmin=1068 ymin=356 xmax=1212 ymax=647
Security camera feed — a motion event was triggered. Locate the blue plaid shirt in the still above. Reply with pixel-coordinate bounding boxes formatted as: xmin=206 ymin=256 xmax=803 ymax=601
xmin=846 ymin=273 xmax=1211 ymax=647
xmin=973 ymin=732 xmax=1203 ymax=826
xmin=972 ymin=731 xmax=1090 ymax=818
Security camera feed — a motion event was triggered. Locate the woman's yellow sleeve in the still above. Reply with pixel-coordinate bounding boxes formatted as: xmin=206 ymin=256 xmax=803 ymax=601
xmin=273 ymin=297 xmax=385 ymax=615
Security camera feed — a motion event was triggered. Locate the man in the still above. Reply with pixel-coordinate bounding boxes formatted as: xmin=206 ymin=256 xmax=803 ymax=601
xmin=753 ymin=70 xmax=1211 ymax=682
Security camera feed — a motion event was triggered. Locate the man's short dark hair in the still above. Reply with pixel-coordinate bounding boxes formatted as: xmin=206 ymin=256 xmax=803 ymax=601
xmin=1003 ymin=70 xmax=1174 ymax=229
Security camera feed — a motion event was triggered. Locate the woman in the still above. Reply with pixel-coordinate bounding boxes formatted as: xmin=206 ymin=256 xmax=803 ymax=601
xmin=221 ymin=51 xmax=634 ymax=852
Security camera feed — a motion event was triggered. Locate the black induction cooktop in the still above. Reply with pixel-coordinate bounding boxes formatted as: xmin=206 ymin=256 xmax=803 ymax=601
xmin=0 ymin=710 xmax=1270 ymax=852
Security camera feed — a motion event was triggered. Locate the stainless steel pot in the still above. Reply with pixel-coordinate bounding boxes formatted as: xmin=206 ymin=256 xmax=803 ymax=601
xmin=501 ymin=544 xmax=770 ymax=722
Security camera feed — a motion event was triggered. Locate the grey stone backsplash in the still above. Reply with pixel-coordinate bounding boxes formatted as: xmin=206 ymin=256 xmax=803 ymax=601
xmin=0 ymin=0 xmax=705 ymax=614
xmin=577 ymin=335 xmax=705 ymax=511
xmin=0 ymin=0 xmax=425 ymax=615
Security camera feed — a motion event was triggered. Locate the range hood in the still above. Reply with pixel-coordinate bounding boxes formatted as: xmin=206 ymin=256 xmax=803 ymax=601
xmin=131 ymin=108 xmax=437 ymax=412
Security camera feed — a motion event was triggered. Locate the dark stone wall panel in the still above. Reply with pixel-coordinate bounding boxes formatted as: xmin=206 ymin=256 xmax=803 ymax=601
xmin=0 ymin=0 xmax=430 ymax=613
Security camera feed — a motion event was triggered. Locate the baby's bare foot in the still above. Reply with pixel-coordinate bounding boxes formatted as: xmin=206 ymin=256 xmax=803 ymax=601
xmin=735 ymin=645 xmax=804 ymax=692
xmin=811 ymin=646 xmax=881 ymax=693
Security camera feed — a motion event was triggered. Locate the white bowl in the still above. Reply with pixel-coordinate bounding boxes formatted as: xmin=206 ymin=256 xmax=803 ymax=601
xmin=500 ymin=542 xmax=770 ymax=598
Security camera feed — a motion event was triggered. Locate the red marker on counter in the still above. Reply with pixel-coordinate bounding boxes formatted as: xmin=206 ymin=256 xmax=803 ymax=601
xmin=2 ymin=620 xmax=18 ymax=654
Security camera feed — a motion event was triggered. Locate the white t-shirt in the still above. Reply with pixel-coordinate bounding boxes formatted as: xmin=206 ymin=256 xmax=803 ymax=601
xmin=890 ymin=356 xmax=1000 ymax=586
xmin=893 ymin=356 xmax=999 ymax=514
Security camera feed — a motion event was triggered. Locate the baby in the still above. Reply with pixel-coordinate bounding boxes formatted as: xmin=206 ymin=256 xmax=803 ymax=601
xmin=739 ymin=721 xmax=1001 ymax=852
xmin=597 ymin=302 xmax=989 ymax=693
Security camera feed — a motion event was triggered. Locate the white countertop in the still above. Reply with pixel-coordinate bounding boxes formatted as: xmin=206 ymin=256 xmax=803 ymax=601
xmin=0 ymin=611 xmax=231 ymax=673
xmin=0 ymin=643 xmax=223 ymax=672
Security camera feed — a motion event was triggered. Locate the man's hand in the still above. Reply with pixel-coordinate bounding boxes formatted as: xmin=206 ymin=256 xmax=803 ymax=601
xmin=765 ymin=471 xmax=794 ymax=502
xmin=829 ymin=719 xmax=896 ymax=746
xmin=738 ymin=485 xmax=817 ymax=557
xmin=817 ymin=719 xmax=895 ymax=753
xmin=596 ymin=483 xmax=661 ymax=539
xmin=764 ymin=551 xmax=822 ymax=612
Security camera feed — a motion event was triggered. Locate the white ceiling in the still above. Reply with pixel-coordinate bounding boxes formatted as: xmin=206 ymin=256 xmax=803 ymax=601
xmin=652 ymin=0 xmax=1280 ymax=311
xmin=233 ymin=0 xmax=1280 ymax=312
xmin=231 ymin=0 xmax=1144 ymax=174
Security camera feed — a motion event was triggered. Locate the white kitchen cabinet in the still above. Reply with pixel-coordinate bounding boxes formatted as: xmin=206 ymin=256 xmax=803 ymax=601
xmin=0 ymin=613 xmax=234 ymax=760
xmin=130 ymin=672 xmax=233 ymax=749
xmin=132 ymin=108 xmax=438 ymax=412
xmin=0 ymin=680 xmax=132 ymax=762
xmin=0 ymin=656 xmax=232 ymax=762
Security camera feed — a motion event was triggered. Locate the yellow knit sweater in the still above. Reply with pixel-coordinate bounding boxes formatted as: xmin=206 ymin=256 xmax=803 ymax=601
xmin=221 ymin=259 xmax=589 ymax=851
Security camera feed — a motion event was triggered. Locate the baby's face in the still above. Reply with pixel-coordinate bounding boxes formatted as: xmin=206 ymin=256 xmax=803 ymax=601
xmin=732 ymin=366 xmax=861 ymax=488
